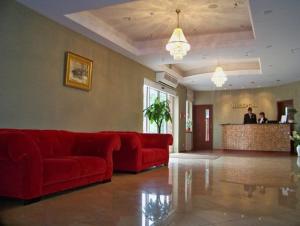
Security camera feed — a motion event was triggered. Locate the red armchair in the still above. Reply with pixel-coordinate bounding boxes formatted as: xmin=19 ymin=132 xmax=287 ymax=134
xmin=0 ymin=129 xmax=120 ymax=201
xmin=105 ymin=132 xmax=173 ymax=173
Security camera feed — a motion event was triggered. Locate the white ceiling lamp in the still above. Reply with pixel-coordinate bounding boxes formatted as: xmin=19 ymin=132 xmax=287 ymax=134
xmin=211 ymin=66 xmax=228 ymax=87
xmin=166 ymin=9 xmax=190 ymax=60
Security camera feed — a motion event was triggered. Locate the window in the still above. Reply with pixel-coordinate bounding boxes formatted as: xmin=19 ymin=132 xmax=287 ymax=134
xmin=143 ymin=85 xmax=175 ymax=135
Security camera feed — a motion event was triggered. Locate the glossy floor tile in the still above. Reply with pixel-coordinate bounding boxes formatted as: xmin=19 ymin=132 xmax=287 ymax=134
xmin=1 ymin=153 xmax=300 ymax=226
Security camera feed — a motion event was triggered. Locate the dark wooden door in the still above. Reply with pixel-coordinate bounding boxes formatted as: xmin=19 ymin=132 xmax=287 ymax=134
xmin=277 ymin=100 xmax=293 ymax=121
xmin=193 ymin=105 xmax=213 ymax=150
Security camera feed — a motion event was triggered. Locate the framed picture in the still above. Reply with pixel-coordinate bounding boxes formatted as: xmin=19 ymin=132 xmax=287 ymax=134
xmin=65 ymin=52 xmax=93 ymax=91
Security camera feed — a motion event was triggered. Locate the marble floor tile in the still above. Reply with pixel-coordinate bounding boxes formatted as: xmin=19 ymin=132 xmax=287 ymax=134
xmin=1 ymin=153 xmax=300 ymax=226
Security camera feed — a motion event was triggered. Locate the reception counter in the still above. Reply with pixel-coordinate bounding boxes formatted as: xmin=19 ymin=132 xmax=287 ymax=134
xmin=222 ymin=124 xmax=292 ymax=152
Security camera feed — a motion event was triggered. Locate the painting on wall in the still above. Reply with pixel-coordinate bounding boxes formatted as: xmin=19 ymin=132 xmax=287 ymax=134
xmin=65 ymin=52 xmax=93 ymax=91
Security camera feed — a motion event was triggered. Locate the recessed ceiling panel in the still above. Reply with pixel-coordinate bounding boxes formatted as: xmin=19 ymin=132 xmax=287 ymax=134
xmin=88 ymin=0 xmax=253 ymax=42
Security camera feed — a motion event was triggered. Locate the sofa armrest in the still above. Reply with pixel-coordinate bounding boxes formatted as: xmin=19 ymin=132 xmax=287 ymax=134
xmin=96 ymin=134 xmax=121 ymax=158
xmin=139 ymin=133 xmax=173 ymax=149
xmin=94 ymin=134 xmax=121 ymax=180
xmin=74 ymin=133 xmax=121 ymax=179
xmin=0 ymin=132 xmax=43 ymax=199
xmin=118 ymin=133 xmax=142 ymax=152
xmin=101 ymin=132 xmax=143 ymax=172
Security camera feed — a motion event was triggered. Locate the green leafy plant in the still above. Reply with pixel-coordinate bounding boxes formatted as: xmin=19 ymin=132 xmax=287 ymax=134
xmin=144 ymin=97 xmax=172 ymax=134
xmin=287 ymin=108 xmax=298 ymax=122
xmin=287 ymin=108 xmax=298 ymax=114
xmin=290 ymin=131 xmax=300 ymax=147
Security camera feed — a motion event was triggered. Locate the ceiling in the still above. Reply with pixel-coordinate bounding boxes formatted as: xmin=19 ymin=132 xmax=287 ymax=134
xmin=88 ymin=0 xmax=252 ymax=42
xmin=17 ymin=0 xmax=300 ymax=91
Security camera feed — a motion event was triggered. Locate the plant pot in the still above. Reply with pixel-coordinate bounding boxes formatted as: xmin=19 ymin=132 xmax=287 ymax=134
xmin=297 ymin=145 xmax=300 ymax=157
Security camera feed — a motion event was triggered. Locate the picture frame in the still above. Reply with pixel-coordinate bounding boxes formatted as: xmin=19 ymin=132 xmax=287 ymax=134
xmin=65 ymin=52 xmax=93 ymax=91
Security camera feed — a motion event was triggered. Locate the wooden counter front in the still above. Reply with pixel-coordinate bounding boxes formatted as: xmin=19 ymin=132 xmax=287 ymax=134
xmin=222 ymin=124 xmax=291 ymax=152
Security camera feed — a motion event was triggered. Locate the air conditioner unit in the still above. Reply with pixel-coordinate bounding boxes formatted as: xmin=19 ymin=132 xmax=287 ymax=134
xmin=156 ymin=72 xmax=178 ymax=88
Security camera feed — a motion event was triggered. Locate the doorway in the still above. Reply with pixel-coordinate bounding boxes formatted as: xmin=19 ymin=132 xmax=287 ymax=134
xmin=277 ymin=99 xmax=294 ymax=121
xmin=193 ymin=105 xmax=213 ymax=150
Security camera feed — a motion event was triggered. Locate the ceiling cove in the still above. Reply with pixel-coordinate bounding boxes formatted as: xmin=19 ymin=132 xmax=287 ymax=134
xmin=16 ymin=0 xmax=300 ymax=90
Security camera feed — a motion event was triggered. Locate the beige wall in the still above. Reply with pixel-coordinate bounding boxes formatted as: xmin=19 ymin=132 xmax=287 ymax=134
xmin=194 ymin=82 xmax=300 ymax=149
xmin=0 ymin=1 xmax=187 ymax=150
xmin=177 ymin=85 xmax=188 ymax=151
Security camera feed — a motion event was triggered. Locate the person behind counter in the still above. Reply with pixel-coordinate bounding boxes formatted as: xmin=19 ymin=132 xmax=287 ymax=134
xmin=258 ymin=112 xmax=268 ymax=124
xmin=243 ymin=107 xmax=257 ymax=124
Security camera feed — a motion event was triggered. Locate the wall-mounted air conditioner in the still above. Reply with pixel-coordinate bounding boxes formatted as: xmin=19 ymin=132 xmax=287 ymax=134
xmin=156 ymin=72 xmax=178 ymax=88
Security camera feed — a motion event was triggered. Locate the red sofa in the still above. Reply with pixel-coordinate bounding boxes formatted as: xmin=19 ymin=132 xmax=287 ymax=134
xmin=104 ymin=132 xmax=173 ymax=173
xmin=0 ymin=129 xmax=120 ymax=201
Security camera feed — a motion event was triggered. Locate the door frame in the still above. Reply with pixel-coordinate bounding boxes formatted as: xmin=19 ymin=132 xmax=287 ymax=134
xmin=277 ymin=99 xmax=294 ymax=121
xmin=192 ymin=104 xmax=214 ymax=151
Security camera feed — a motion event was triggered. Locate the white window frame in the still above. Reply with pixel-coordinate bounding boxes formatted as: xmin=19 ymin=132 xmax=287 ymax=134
xmin=143 ymin=79 xmax=179 ymax=153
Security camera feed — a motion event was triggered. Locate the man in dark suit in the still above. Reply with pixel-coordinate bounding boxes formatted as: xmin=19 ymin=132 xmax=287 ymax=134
xmin=244 ymin=107 xmax=257 ymax=124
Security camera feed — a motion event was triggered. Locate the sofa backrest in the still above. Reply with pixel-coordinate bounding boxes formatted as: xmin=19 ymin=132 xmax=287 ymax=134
xmin=21 ymin=130 xmax=76 ymax=158
xmin=100 ymin=131 xmax=141 ymax=150
xmin=0 ymin=129 xmax=76 ymax=158
xmin=138 ymin=133 xmax=173 ymax=149
xmin=0 ymin=129 xmax=122 ymax=159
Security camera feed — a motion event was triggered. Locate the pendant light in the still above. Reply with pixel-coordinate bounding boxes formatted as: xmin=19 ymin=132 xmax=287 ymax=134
xmin=211 ymin=66 xmax=228 ymax=87
xmin=166 ymin=9 xmax=191 ymax=60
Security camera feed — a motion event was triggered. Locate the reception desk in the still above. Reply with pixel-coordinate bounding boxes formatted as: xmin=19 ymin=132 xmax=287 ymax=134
xmin=222 ymin=124 xmax=291 ymax=152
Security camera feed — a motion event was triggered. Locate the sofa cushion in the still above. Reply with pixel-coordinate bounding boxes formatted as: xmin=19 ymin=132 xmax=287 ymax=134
xmin=43 ymin=156 xmax=107 ymax=185
xmin=44 ymin=158 xmax=81 ymax=185
xmin=68 ymin=156 xmax=106 ymax=176
xmin=142 ymin=148 xmax=167 ymax=164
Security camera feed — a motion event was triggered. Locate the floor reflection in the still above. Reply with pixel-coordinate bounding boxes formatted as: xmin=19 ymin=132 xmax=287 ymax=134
xmin=1 ymin=154 xmax=300 ymax=226
xmin=221 ymin=157 xmax=298 ymax=210
xmin=140 ymin=155 xmax=300 ymax=226
xmin=142 ymin=192 xmax=173 ymax=226
xmin=184 ymin=169 xmax=192 ymax=203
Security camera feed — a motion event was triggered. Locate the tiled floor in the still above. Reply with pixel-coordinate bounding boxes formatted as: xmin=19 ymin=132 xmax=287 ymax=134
xmin=1 ymin=152 xmax=300 ymax=226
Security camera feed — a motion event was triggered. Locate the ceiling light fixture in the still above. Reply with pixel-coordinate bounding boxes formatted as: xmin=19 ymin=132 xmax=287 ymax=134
xmin=211 ymin=66 xmax=228 ymax=87
xmin=166 ymin=9 xmax=190 ymax=60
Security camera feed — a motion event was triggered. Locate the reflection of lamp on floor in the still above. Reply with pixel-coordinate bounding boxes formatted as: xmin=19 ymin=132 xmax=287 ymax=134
xmin=185 ymin=169 xmax=192 ymax=203
xmin=297 ymin=157 xmax=300 ymax=167
xmin=205 ymin=160 xmax=210 ymax=191
xmin=143 ymin=193 xmax=171 ymax=223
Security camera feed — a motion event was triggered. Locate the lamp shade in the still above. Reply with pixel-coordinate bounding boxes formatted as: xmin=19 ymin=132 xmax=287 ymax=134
xmin=166 ymin=28 xmax=190 ymax=60
xmin=166 ymin=10 xmax=191 ymax=60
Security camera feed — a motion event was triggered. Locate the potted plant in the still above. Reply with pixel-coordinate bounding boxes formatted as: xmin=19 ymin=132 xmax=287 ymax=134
xmin=186 ymin=119 xmax=192 ymax=132
xmin=144 ymin=97 xmax=172 ymax=134
xmin=287 ymin=108 xmax=298 ymax=123
xmin=290 ymin=131 xmax=300 ymax=156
